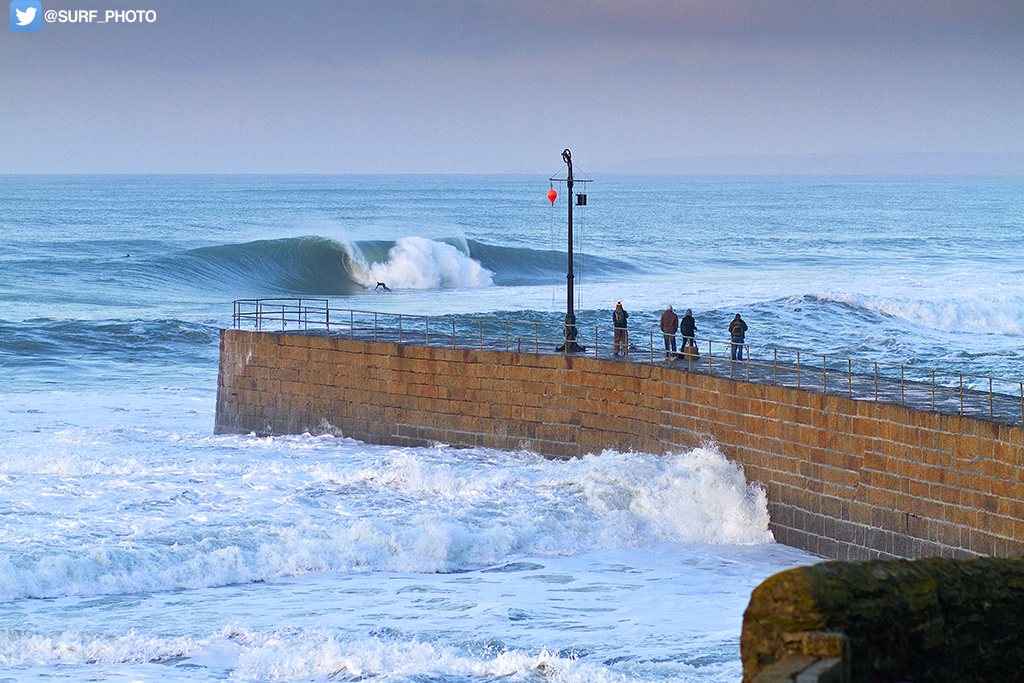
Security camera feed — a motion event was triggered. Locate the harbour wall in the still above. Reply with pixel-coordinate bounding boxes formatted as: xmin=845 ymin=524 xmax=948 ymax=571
xmin=215 ymin=329 xmax=1024 ymax=561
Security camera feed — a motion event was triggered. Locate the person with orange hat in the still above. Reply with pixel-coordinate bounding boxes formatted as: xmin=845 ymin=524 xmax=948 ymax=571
xmin=612 ymin=301 xmax=629 ymax=356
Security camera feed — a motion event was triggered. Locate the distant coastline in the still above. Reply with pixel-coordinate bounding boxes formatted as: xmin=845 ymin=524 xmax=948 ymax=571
xmin=610 ymin=152 xmax=1024 ymax=176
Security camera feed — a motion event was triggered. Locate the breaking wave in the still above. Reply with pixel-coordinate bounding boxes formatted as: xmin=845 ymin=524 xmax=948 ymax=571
xmin=0 ymin=441 xmax=772 ymax=601
xmin=147 ymin=235 xmax=635 ymax=296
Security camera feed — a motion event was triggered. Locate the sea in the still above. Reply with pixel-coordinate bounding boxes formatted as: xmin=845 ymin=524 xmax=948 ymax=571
xmin=0 ymin=174 xmax=1022 ymax=682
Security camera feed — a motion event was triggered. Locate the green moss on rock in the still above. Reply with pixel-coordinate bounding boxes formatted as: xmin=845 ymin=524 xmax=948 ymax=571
xmin=742 ymin=557 xmax=1024 ymax=683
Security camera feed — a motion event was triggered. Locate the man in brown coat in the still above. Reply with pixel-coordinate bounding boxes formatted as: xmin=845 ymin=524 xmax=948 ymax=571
xmin=660 ymin=305 xmax=678 ymax=360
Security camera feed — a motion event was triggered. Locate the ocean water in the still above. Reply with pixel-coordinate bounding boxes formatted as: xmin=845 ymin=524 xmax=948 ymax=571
xmin=1 ymin=174 xmax=1022 ymax=682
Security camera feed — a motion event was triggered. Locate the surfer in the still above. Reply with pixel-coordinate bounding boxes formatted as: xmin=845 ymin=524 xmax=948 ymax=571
xmin=374 ymin=282 xmax=391 ymax=291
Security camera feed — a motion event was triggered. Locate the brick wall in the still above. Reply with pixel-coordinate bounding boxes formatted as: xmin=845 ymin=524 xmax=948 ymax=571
xmin=215 ymin=329 xmax=1024 ymax=561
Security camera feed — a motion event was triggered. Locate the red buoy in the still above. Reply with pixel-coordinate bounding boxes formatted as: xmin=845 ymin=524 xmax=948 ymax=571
xmin=547 ymin=188 xmax=557 ymax=204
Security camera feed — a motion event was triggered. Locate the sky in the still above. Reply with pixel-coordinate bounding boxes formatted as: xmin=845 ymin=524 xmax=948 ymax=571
xmin=2 ymin=0 xmax=1023 ymax=174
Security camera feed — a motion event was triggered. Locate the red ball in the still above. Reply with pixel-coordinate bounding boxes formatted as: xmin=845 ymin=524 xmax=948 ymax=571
xmin=547 ymin=189 xmax=557 ymax=204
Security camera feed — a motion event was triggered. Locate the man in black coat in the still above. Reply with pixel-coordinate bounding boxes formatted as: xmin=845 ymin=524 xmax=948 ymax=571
xmin=680 ymin=308 xmax=697 ymax=350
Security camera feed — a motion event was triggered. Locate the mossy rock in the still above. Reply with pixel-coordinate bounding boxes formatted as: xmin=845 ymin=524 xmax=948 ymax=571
xmin=742 ymin=556 xmax=1024 ymax=683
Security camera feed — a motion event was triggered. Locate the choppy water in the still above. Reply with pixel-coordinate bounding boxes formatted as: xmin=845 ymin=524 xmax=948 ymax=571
xmin=1 ymin=174 xmax=1022 ymax=681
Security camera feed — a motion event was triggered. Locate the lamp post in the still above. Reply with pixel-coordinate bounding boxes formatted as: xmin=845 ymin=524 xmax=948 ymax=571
xmin=563 ymin=149 xmax=576 ymax=322
xmin=553 ymin=149 xmax=588 ymax=353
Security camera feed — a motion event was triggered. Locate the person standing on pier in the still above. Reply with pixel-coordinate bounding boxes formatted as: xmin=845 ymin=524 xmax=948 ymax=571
xmin=613 ymin=302 xmax=629 ymax=356
xmin=680 ymin=308 xmax=697 ymax=350
xmin=729 ymin=313 xmax=748 ymax=360
xmin=660 ymin=305 xmax=678 ymax=360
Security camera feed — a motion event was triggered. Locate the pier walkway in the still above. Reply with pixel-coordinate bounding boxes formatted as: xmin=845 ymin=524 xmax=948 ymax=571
xmin=231 ymin=299 xmax=1024 ymax=427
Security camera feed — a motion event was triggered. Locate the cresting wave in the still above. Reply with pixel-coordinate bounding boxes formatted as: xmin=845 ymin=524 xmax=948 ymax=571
xmin=790 ymin=291 xmax=1024 ymax=338
xmin=155 ymin=235 xmax=634 ymax=296
xmin=0 ymin=441 xmax=772 ymax=601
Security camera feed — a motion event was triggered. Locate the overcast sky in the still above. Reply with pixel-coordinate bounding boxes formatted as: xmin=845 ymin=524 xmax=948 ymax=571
xmin=2 ymin=0 xmax=1022 ymax=173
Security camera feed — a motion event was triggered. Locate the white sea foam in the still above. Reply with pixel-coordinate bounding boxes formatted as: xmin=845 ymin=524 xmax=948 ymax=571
xmin=0 ymin=391 xmax=774 ymax=601
xmin=855 ymin=293 xmax=1024 ymax=337
xmin=228 ymin=634 xmax=625 ymax=682
xmin=0 ymin=543 xmax=794 ymax=682
xmin=0 ymin=622 xmax=695 ymax=682
xmin=0 ymin=630 xmax=194 ymax=667
xmin=348 ymin=236 xmax=494 ymax=290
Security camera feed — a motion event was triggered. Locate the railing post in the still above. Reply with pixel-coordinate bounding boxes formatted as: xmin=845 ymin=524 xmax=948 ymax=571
xmin=505 ymin=321 xmax=509 ymax=351
xmin=931 ymin=370 xmax=936 ymax=412
xmin=374 ymin=312 xmax=378 ymax=343
xmin=534 ymin=323 xmax=538 ymax=354
xmin=874 ymin=363 xmax=878 ymax=403
xmin=425 ymin=316 xmax=429 ymax=346
xmin=990 ymin=377 xmax=994 ymax=420
xmin=452 ymin=317 xmax=456 ymax=349
xmin=350 ymin=310 xmax=354 ymax=340
xmin=848 ymin=359 xmax=852 ymax=398
xmin=479 ymin=320 xmax=483 ymax=350
xmin=773 ymin=347 xmax=777 ymax=385
xmin=797 ymin=351 xmax=801 ymax=389
xmin=959 ymin=373 xmax=964 ymax=416
xmin=900 ymin=365 xmax=905 ymax=406
xmin=650 ymin=331 xmax=654 ymax=365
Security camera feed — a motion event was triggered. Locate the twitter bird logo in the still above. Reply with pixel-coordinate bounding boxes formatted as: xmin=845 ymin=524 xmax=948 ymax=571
xmin=10 ymin=1 xmax=43 ymax=31
xmin=15 ymin=6 xmax=35 ymax=24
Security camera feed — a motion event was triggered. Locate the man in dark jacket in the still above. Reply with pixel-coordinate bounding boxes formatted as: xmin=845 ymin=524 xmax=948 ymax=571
xmin=613 ymin=302 xmax=628 ymax=356
xmin=729 ymin=313 xmax=748 ymax=360
xmin=680 ymin=308 xmax=697 ymax=349
xmin=659 ymin=305 xmax=678 ymax=360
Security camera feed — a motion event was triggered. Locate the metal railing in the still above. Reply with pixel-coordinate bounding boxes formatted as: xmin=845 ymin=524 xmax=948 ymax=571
xmin=231 ymin=299 xmax=1024 ymax=426
xmin=233 ymin=299 xmax=331 ymax=331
